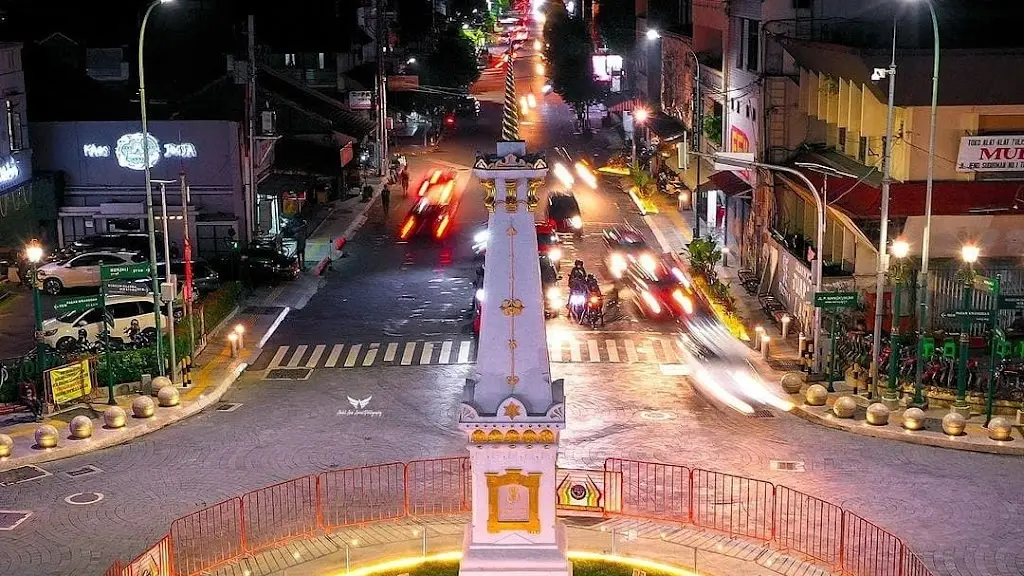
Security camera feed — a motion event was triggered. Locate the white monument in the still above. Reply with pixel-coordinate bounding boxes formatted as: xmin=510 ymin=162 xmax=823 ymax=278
xmin=458 ymin=51 xmax=569 ymax=576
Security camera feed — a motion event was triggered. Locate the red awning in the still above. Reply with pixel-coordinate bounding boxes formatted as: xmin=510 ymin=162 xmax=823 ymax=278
xmin=608 ymin=98 xmax=639 ymax=112
xmin=700 ymin=170 xmax=752 ymax=198
xmin=790 ymin=168 xmax=1024 ymax=219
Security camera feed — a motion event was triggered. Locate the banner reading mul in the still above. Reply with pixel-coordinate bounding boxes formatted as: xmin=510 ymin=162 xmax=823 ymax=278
xmin=47 ymin=360 xmax=92 ymax=405
xmin=956 ymin=135 xmax=1024 ymax=172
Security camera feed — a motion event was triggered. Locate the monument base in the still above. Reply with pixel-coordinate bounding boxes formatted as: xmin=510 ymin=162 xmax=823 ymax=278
xmin=458 ymin=521 xmax=572 ymax=576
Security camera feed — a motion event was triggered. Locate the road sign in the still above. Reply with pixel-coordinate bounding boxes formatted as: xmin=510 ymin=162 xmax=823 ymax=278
xmin=54 ymin=294 xmax=103 ymax=314
xmin=101 ymin=262 xmax=150 ymax=281
xmin=973 ymin=275 xmax=997 ymax=293
xmin=813 ymin=291 xmax=858 ymax=309
xmin=998 ymin=294 xmax=1024 ymax=310
xmin=941 ymin=309 xmax=994 ymax=322
xmin=107 ymin=280 xmax=150 ymax=297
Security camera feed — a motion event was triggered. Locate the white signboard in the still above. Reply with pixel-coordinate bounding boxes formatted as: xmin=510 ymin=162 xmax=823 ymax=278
xmin=83 ymin=133 xmax=198 ymax=171
xmin=956 ymin=135 xmax=1024 ymax=172
xmin=349 ymin=91 xmax=373 ymax=110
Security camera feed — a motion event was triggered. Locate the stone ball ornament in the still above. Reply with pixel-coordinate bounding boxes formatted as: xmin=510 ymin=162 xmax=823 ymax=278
xmin=34 ymin=424 xmax=59 ymax=448
xmin=987 ymin=417 xmax=1013 ymax=441
xmin=0 ymin=434 xmax=13 ymax=457
xmin=832 ymin=396 xmax=857 ymax=418
xmin=69 ymin=415 xmax=93 ymax=439
xmin=780 ymin=372 xmax=804 ymax=394
xmin=866 ymin=403 xmax=890 ymax=426
xmin=132 ymin=396 xmax=156 ymax=418
xmin=804 ymin=384 xmax=828 ymax=406
xmin=104 ymin=406 xmax=127 ymax=429
xmin=157 ymin=385 xmax=180 ymax=407
xmin=942 ymin=411 xmax=967 ymax=436
xmin=150 ymin=375 xmax=172 ymax=395
xmin=901 ymin=407 xmax=926 ymax=431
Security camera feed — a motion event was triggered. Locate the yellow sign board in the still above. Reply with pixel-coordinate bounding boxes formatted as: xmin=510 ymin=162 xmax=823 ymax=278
xmin=48 ymin=360 xmax=92 ymax=405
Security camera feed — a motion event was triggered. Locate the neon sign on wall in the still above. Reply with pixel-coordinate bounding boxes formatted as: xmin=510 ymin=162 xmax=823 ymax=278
xmin=0 ymin=156 xmax=20 ymax=185
xmin=82 ymin=132 xmax=198 ymax=171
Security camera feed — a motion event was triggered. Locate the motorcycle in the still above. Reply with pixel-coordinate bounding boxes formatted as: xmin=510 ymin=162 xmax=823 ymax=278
xmin=581 ymin=294 xmax=604 ymax=328
xmin=567 ymin=290 xmax=587 ymax=322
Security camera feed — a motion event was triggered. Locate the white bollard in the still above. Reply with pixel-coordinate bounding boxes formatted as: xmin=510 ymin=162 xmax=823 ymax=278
xmin=721 ymin=246 xmax=730 ymax=268
xmin=754 ymin=326 xmax=765 ymax=351
xmin=233 ymin=324 xmax=245 ymax=349
xmin=762 ymin=335 xmax=771 ymax=360
xmin=781 ymin=315 xmax=791 ymax=339
xmin=798 ymin=332 xmax=806 ymax=354
xmin=228 ymin=333 xmax=239 ymax=358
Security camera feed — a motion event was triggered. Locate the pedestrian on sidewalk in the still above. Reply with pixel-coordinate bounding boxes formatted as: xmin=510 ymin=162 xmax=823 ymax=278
xmin=400 ymin=169 xmax=410 ymax=197
xmin=295 ymin=226 xmax=307 ymax=271
xmin=381 ymin=184 xmax=392 ymax=220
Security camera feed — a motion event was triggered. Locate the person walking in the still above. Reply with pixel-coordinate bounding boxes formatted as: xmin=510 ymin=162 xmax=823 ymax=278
xmin=295 ymin=226 xmax=307 ymax=271
xmin=400 ymin=168 xmax=410 ymax=197
xmin=381 ymin=184 xmax=392 ymax=221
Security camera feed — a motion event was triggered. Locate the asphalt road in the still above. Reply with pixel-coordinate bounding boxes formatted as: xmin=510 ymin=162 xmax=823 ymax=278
xmin=1 ymin=36 xmax=1023 ymax=576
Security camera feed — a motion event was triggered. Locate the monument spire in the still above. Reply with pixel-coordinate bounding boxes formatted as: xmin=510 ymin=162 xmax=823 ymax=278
xmin=500 ymin=49 xmax=520 ymax=142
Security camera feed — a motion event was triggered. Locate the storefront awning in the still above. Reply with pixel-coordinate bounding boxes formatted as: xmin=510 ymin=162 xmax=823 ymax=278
xmin=646 ymin=112 xmax=687 ymax=144
xmin=258 ymin=173 xmax=314 ymax=198
xmin=698 ymin=171 xmax=752 ymax=199
xmin=274 ymin=138 xmax=347 ymax=176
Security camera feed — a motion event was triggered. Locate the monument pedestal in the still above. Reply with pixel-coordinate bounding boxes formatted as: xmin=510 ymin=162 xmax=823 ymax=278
xmin=459 ymin=522 xmax=572 ymax=576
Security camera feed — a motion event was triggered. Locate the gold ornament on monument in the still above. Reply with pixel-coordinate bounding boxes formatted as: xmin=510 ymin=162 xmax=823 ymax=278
xmin=508 ymin=339 xmax=518 ymax=349
xmin=526 ymin=179 xmax=543 ymax=212
xmin=481 ymin=179 xmax=496 ymax=212
xmin=506 ymin=375 xmax=520 ymax=387
xmin=500 ymin=298 xmax=524 ymax=316
xmin=503 ymin=180 xmax=519 ymax=213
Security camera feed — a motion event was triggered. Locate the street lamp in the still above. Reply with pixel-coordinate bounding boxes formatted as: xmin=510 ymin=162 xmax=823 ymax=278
xmin=909 ymin=0 xmax=941 ymax=404
xmin=407 ymin=57 xmax=417 ymax=64
xmin=26 ymin=240 xmax=46 ymax=395
xmin=954 ymin=243 xmax=980 ymax=414
xmin=138 ymin=0 xmax=174 ymax=378
xmin=632 ymin=107 xmax=649 ymax=167
xmin=647 ymin=28 xmax=703 ymax=238
xmin=884 ymin=238 xmax=911 ymax=404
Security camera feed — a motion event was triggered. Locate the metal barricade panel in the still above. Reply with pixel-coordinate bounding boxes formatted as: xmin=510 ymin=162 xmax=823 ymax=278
xmin=318 ymin=462 xmax=406 ymax=529
xmin=691 ymin=468 xmax=773 ymax=541
xmin=842 ymin=512 xmax=903 ymax=576
xmin=406 ymin=456 xmax=471 ymax=515
xmin=604 ymin=458 xmax=689 ymax=522
xmin=903 ymin=551 xmax=934 ymax=576
xmin=242 ymin=475 xmax=319 ymax=553
xmin=170 ymin=497 xmax=244 ymax=576
xmin=774 ymin=485 xmax=842 ymax=566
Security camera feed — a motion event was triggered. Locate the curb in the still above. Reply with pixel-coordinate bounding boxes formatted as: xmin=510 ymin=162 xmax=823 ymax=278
xmin=789 ymin=402 xmax=1024 ymax=456
xmin=312 ymin=189 xmax=380 ymax=277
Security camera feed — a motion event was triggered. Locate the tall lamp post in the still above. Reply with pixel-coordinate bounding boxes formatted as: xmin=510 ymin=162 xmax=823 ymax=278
xmin=647 ymin=28 xmax=702 ymax=238
xmin=138 ymin=0 xmax=173 ymax=377
xmin=26 ymin=240 xmax=46 ymax=388
xmin=632 ymin=107 xmax=649 ymax=167
xmin=954 ymin=244 xmax=980 ymax=414
xmin=885 ymin=239 xmax=910 ymax=405
xmin=910 ymin=0 xmax=941 ymax=405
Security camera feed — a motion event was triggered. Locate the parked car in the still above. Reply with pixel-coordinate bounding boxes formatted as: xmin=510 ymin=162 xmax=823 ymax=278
xmin=38 ymin=295 xmax=173 ymax=352
xmin=58 ymin=233 xmax=164 ymax=261
xmin=129 ymin=259 xmax=221 ymax=297
xmin=36 ymin=251 xmax=147 ymax=295
xmin=240 ymin=248 xmax=300 ymax=284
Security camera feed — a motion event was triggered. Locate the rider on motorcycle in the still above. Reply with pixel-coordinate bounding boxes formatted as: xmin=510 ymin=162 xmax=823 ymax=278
xmin=568 ymin=260 xmax=587 ymax=291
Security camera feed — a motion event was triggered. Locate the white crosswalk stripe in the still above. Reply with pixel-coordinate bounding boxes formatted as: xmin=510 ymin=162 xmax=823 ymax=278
xmin=262 ymin=336 xmax=684 ymax=370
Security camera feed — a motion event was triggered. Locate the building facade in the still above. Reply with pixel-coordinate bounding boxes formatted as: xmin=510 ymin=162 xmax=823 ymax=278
xmin=31 ymin=120 xmax=246 ymax=258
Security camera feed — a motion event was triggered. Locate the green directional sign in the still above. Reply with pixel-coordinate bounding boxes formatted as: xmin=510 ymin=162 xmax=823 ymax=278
xmin=973 ymin=275 xmax=997 ymax=293
xmin=54 ymin=294 xmax=103 ymax=314
xmin=101 ymin=262 xmax=151 ymax=281
xmin=998 ymin=294 xmax=1024 ymax=310
xmin=941 ymin=309 xmax=993 ymax=322
xmin=106 ymin=280 xmax=150 ymax=297
xmin=813 ymin=291 xmax=859 ymax=309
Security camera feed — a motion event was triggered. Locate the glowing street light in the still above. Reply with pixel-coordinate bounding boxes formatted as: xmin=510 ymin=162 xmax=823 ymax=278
xmin=646 ymin=28 xmax=660 ymax=41
xmin=961 ymin=244 xmax=980 ymax=264
xmin=634 ymin=108 xmax=650 ymax=124
xmin=535 ymin=62 xmax=545 ymax=75
xmin=26 ymin=239 xmax=49 ymax=404
xmin=407 ymin=57 xmax=417 ymax=64
xmin=884 ymin=238 xmax=911 ymax=404
xmin=527 ymin=93 xmax=537 ymax=108
xmin=533 ymin=39 xmax=542 ymax=51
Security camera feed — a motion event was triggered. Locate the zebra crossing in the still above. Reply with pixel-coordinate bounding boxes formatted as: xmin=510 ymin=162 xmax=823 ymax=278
xmin=258 ymin=334 xmax=686 ymax=371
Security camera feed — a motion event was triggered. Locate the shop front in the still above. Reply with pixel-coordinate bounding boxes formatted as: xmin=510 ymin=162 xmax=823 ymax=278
xmin=30 ymin=120 xmax=245 ymax=259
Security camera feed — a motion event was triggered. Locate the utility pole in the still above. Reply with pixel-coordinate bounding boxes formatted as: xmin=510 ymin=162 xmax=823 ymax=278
xmin=375 ymin=0 xmax=390 ymax=177
xmin=246 ymin=14 xmax=258 ymax=245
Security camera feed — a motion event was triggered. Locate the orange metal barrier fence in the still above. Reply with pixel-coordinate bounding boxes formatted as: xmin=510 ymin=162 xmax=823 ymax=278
xmin=104 ymin=456 xmax=934 ymax=576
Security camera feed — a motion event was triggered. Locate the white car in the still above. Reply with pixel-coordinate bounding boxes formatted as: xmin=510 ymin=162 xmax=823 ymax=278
xmin=36 ymin=251 xmax=147 ymax=295
xmin=39 ymin=295 xmax=171 ymax=352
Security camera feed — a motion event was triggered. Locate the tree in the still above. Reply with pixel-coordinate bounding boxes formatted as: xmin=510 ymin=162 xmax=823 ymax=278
xmin=543 ymin=10 xmax=600 ymax=128
xmin=449 ymin=0 xmax=488 ymax=19
xmin=395 ymin=0 xmax=434 ymax=45
xmin=594 ymin=0 xmax=635 ymax=55
xmin=422 ymin=24 xmax=481 ymax=89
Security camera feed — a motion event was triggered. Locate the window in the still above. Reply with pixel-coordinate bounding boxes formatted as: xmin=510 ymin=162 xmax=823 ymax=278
xmin=793 ymin=0 xmax=812 ymax=8
xmin=110 ymin=302 xmax=142 ymax=319
xmin=318 ymin=52 xmax=326 ymax=69
xmin=6 ymin=100 xmax=22 ymax=151
xmin=284 ymin=53 xmax=296 ymax=67
xmin=736 ymin=19 xmax=760 ymax=72
xmin=838 ymin=127 xmax=847 ymax=149
xmin=70 ymin=255 xmax=101 ymax=267
xmin=858 ymin=136 xmax=868 ymax=163
xmin=138 ymin=300 xmax=155 ymax=315
xmin=78 ymin=308 xmax=104 ymax=325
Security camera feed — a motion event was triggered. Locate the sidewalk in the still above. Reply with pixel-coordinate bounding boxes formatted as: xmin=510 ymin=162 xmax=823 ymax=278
xmin=0 ymin=182 xmax=383 ymax=470
xmin=642 ymin=193 xmax=1024 ymax=456
xmin=207 ymin=514 xmax=834 ymax=576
